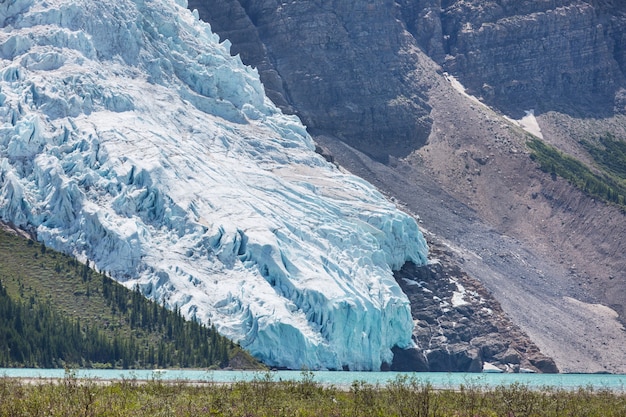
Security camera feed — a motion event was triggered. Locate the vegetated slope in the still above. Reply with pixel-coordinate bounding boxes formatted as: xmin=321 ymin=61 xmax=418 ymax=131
xmin=528 ymin=136 xmax=626 ymax=209
xmin=0 ymin=224 xmax=260 ymax=369
xmin=0 ymin=0 xmax=429 ymax=371
xmin=190 ymin=0 xmax=626 ymax=373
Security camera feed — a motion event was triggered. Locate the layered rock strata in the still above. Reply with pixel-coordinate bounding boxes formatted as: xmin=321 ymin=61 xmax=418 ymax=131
xmin=188 ymin=0 xmax=433 ymax=162
xmin=405 ymin=0 xmax=626 ymax=115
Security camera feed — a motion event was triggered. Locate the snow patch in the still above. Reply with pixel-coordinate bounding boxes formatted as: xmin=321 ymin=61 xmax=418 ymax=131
xmin=505 ymin=109 xmax=543 ymax=139
xmin=450 ymin=278 xmax=469 ymax=307
xmin=519 ymin=110 xmax=543 ymax=138
xmin=483 ymin=362 xmax=504 ymax=373
xmin=443 ymin=72 xmax=544 ymax=139
xmin=443 ymin=72 xmax=489 ymax=109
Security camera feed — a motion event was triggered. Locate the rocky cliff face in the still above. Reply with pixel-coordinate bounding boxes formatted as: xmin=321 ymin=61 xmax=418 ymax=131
xmin=405 ymin=0 xmax=626 ymax=115
xmin=392 ymin=242 xmax=557 ymax=373
xmin=188 ymin=0 xmax=433 ymax=162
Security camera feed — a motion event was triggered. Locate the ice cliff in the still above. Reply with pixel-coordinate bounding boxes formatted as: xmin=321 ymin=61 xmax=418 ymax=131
xmin=0 ymin=0 xmax=428 ymax=370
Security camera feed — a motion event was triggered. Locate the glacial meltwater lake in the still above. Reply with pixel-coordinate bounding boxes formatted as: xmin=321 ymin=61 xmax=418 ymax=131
xmin=1 ymin=369 xmax=625 ymax=391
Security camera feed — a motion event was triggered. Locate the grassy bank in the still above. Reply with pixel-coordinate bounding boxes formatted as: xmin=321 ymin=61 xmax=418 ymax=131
xmin=1 ymin=372 xmax=625 ymax=416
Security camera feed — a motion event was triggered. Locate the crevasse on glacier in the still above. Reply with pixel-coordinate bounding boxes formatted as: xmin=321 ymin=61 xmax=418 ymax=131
xmin=0 ymin=0 xmax=428 ymax=370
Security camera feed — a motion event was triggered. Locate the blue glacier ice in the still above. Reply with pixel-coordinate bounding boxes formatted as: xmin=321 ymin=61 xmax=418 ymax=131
xmin=0 ymin=0 xmax=428 ymax=370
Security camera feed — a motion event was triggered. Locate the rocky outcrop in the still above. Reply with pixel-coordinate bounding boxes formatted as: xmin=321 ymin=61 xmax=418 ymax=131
xmin=404 ymin=0 xmax=626 ymax=115
xmin=392 ymin=241 xmax=557 ymax=373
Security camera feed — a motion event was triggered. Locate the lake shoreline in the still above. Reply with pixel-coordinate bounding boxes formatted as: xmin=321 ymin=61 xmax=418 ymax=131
xmin=1 ymin=368 xmax=626 ymax=392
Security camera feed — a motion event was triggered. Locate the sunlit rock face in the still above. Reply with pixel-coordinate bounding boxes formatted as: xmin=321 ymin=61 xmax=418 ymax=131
xmin=0 ymin=0 xmax=429 ymax=370
xmin=403 ymin=0 xmax=626 ymax=115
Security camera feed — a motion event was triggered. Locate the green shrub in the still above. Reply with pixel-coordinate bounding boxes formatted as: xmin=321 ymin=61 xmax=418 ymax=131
xmin=527 ymin=138 xmax=626 ymax=209
xmin=0 ymin=376 xmax=625 ymax=417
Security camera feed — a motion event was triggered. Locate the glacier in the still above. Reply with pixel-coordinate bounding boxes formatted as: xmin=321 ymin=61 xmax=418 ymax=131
xmin=0 ymin=0 xmax=428 ymax=370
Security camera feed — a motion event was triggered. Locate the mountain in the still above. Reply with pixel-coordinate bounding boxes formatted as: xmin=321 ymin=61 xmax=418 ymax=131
xmin=190 ymin=0 xmax=626 ymax=373
xmin=0 ymin=0 xmax=430 ymax=371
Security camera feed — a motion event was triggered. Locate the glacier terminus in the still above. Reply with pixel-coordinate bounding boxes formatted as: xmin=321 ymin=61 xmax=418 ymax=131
xmin=0 ymin=0 xmax=429 ymax=370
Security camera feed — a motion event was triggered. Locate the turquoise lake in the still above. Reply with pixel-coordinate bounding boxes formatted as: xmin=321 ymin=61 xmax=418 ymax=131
xmin=1 ymin=369 xmax=625 ymax=391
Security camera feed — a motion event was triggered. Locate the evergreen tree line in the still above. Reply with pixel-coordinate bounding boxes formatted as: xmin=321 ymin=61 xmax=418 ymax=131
xmin=0 ymin=275 xmax=236 ymax=369
xmin=528 ymin=138 xmax=626 ymax=208
xmin=580 ymin=133 xmax=626 ymax=179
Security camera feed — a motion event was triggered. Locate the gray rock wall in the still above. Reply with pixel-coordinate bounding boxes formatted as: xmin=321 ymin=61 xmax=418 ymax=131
xmin=189 ymin=0 xmax=433 ymax=162
xmin=406 ymin=0 xmax=626 ymax=115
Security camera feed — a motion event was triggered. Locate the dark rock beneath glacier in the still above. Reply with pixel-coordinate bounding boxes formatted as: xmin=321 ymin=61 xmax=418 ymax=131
xmin=390 ymin=346 xmax=429 ymax=372
xmin=426 ymin=345 xmax=483 ymax=373
xmin=529 ymin=354 xmax=560 ymax=374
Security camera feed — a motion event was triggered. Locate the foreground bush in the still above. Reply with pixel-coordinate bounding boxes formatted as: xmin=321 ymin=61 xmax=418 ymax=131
xmin=0 ymin=371 xmax=625 ymax=416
